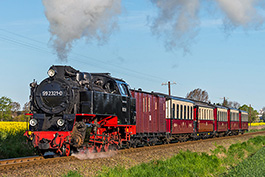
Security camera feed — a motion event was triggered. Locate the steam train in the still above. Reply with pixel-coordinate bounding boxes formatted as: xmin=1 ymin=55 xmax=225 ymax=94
xmin=24 ymin=66 xmax=248 ymax=156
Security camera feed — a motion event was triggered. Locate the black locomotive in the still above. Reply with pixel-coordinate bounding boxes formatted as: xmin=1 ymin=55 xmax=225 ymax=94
xmin=26 ymin=66 xmax=136 ymax=155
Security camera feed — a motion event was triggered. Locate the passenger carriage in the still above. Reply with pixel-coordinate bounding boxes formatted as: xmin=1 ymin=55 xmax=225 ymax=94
xmin=166 ymin=96 xmax=195 ymax=142
xmin=228 ymin=108 xmax=240 ymax=135
xmin=240 ymin=110 xmax=248 ymax=133
xmin=214 ymin=106 xmax=229 ymax=136
xmin=193 ymin=101 xmax=215 ymax=138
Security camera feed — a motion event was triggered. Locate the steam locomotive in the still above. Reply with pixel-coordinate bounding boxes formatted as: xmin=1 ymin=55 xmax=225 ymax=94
xmin=24 ymin=66 xmax=248 ymax=156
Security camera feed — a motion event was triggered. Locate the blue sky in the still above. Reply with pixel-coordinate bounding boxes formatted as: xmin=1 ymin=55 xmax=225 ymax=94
xmin=0 ymin=0 xmax=264 ymax=111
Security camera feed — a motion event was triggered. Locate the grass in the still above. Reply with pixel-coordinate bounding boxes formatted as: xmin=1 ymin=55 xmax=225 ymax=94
xmin=224 ymin=147 xmax=265 ymax=177
xmin=247 ymin=127 xmax=265 ymax=133
xmin=0 ymin=130 xmax=35 ymax=159
xmin=63 ymin=170 xmax=83 ymax=177
xmin=98 ymin=151 xmax=222 ymax=177
xmin=95 ymin=136 xmax=265 ymax=177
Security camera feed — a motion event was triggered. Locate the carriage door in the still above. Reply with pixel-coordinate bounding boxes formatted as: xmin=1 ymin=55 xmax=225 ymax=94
xmin=117 ymin=81 xmax=131 ymax=125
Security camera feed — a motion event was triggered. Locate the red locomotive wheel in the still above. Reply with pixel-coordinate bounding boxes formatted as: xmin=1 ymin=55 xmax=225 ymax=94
xmin=104 ymin=144 xmax=109 ymax=152
xmin=65 ymin=144 xmax=71 ymax=156
xmin=96 ymin=145 xmax=103 ymax=153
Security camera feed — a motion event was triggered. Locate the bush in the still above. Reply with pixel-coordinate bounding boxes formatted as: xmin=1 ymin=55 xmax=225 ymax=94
xmin=0 ymin=130 xmax=35 ymax=159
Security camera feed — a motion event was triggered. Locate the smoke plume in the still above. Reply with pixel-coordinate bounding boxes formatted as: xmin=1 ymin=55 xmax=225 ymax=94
xmin=215 ymin=0 xmax=265 ymax=30
xmin=72 ymin=149 xmax=117 ymax=160
xmin=149 ymin=0 xmax=265 ymax=52
xmin=42 ymin=0 xmax=121 ymax=62
xmin=149 ymin=0 xmax=200 ymax=53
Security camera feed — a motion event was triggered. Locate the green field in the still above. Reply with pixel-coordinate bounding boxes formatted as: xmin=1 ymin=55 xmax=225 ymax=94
xmin=224 ymin=146 xmax=265 ymax=176
xmin=93 ymin=136 xmax=265 ymax=177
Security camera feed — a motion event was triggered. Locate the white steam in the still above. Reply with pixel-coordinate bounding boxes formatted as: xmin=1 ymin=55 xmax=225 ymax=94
xmin=149 ymin=0 xmax=265 ymax=52
xmin=42 ymin=0 xmax=265 ymax=60
xmin=42 ymin=0 xmax=121 ymax=62
xmin=215 ymin=0 xmax=265 ymax=30
xmin=149 ymin=0 xmax=200 ymax=53
xmin=72 ymin=149 xmax=117 ymax=160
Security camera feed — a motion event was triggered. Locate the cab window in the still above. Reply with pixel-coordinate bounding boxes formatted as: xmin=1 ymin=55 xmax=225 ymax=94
xmin=117 ymin=82 xmax=130 ymax=96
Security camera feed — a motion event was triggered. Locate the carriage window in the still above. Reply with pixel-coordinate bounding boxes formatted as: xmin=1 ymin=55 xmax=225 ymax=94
xmin=173 ymin=104 xmax=175 ymax=118
xmin=184 ymin=106 xmax=186 ymax=119
xmin=190 ymin=107 xmax=193 ymax=119
xmin=143 ymin=98 xmax=145 ymax=112
xmin=187 ymin=106 xmax=190 ymax=119
xmin=180 ymin=105 xmax=183 ymax=119
xmin=177 ymin=104 xmax=179 ymax=119
xmin=148 ymin=97 xmax=150 ymax=112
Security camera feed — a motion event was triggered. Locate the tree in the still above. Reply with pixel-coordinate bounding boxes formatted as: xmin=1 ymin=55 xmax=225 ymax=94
xmin=10 ymin=102 xmax=21 ymax=118
xmin=223 ymin=100 xmax=240 ymax=109
xmin=0 ymin=96 xmax=12 ymax=121
xmin=186 ymin=88 xmax=209 ymax=102
xmin=260 ymin=107 xmax=265 ymax=122
xmin=230 ymin=101 xmax=241 ymax=109
xmin=16 ymin=102 xmax=31 ymax=121
xmin=239 ymin=104 xmax=258 ymax=123
xmin=22 ymin=102 xmax=30 ymax=113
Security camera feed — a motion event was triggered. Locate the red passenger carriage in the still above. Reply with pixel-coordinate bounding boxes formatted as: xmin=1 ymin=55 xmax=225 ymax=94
xmin=240 ymin=110 xmax=248 ymax=133
xmin=214 ymin=106 xmax=229 ymax=136
xmin=193 ymin=101 xmax=215 ymax=138
xmin=228 ymin=108 xmax=240 ymax=135
xmin=166 ymin=96 xmax=194 ymax=141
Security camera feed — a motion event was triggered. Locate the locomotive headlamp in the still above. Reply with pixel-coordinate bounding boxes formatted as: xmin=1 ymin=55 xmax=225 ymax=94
xmin=48 ymin=69 xmax=56 ymax=77
xmin=57 ymin=119 xmax=65 ymax=127
xmin=29 ymin=119 xmax=37 ymax=127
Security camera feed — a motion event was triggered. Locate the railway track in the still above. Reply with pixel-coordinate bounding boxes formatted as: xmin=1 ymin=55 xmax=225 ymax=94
xmin=1 ymin=131 xmax=265 ymax=172
xmin=118 ymin=130 xmax=265 ymax=154
xmin=0 ymin=155 xmax=76 ymax=172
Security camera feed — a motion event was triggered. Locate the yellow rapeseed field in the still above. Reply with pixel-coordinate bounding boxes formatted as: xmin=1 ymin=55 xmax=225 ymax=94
xmin=0 ymin=121 xmax=28 ymax=135
xmin=248 ymin=122 xmax=265 ymax=127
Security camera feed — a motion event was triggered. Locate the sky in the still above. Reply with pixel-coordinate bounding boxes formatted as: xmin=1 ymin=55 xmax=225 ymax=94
xmin=0 ymin=0 xmax=265 ymax=111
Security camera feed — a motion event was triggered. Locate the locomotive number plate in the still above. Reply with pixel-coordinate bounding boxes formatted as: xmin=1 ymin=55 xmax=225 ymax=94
xmin=42 ymin=91 xmax=63 ymax=96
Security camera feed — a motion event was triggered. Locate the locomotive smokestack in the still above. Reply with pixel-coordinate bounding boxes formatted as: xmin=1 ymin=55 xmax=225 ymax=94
xmin=42 ymin=0 xmax=122 ymax=62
